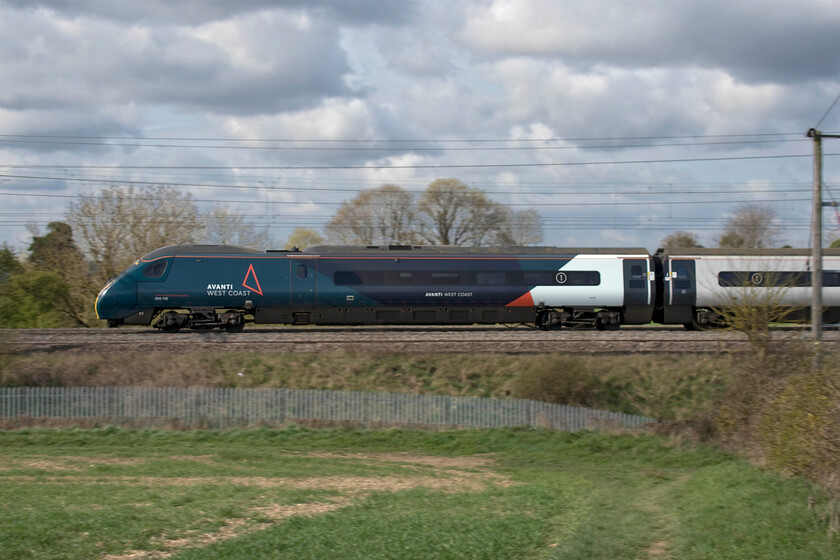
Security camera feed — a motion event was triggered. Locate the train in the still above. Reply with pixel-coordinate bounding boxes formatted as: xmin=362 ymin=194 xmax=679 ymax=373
xmin=94 ymin=244 xmax=840 ymax=332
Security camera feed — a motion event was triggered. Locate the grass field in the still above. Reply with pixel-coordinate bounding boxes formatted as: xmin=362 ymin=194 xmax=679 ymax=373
xmin=0 ymin=427 xmax=837 ymax=560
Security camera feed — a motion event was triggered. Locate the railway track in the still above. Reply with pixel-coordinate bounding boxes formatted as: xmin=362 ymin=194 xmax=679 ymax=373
xmin=4 ymin=326 xmax=837 ymax=355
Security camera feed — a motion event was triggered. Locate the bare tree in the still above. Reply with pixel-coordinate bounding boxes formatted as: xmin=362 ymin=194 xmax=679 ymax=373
xmin=496 ymin=208 xmax=544 ymax=246
xmin=717 ymin=204 xmax=779 ymax=248
xmin=283 ymin=228 xmax=323 ymax=250
xmin=325 ymin=184 xmax=417 ymax=245
xmin=416 ymin=179 xmax=510 ymax=246
xmin=660 ymin=231 xmax=703 ymax=248
xmin=68 ymin=185 xmax=204 ymax=286
xmin=323 ymin=179 xmax=543 ymax=247
xmin=203 ymin=205 xmax=272 ymax=249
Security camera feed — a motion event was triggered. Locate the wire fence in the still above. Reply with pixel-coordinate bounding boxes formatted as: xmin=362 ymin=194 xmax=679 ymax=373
xmin=0 ymin=387 xmax=653 ymax=431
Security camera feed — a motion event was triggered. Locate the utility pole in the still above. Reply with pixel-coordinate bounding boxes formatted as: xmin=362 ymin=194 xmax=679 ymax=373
xmin=806 ymin=128 xmax=840 ymax=356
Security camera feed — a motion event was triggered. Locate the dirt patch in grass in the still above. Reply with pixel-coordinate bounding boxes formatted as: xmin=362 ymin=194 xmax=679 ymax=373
xmin=9 ymin=473 xmax=512 ymax=492
xmin=0 ymin=456 xmax=147 ymax=471
xmin=11 ymin=451 xmax=512 ymax=560
xmin=104 ymin=499 xmax=354 ymax=560
xmin=302 ymin=451 xmax=499 ymax=470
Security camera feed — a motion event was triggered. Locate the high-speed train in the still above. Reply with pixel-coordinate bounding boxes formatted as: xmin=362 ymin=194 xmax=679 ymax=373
xmin=94 ymin=244 xmax=840 ymax=332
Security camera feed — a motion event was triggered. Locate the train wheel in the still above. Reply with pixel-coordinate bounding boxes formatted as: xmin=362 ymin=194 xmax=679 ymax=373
xmin=595 ymin=318 xmax=620 ymax=331
xmin=686 ymin=312 xmax=714 ymax=331
xmin=536 ymin=311 xmax=561 ymax=330
xmin=224 ymin=321 xmax=245 ymax=333
xmin=157 ymin=312 xmax=186 ymax=333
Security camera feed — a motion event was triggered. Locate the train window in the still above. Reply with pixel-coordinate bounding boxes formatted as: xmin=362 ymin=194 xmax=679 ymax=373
xmin=334 ymin=270 xmax=393 ymax=285
xmin=523 ymin=272 xmax=553 ymax=285
xmin=334 ymin=271 xmax=361 ymax=285
xmin=718 ymin=271 xmax=811 ymax=287
xmin=631 ymin=265 xmax=643 ymax=278
xmin=367 ymin=271 xmax=384 ymax=284
xmin=385 ymin=271 xmax=414 ymax=285
xmin=296 ymin=264 xmax=308 ymax=279
xmin=555 ymin=271 xmax=601 ymax=286
xmin=430 ymin=272 xmax=460 ymax=285
xmin=778 ymin=272 xmax=809 ymax=287
xmin=674 ymin=265 xmax=691 ymax=290
xmin=142 ymin=260 xmax=167 ymax=279
xmin=477 ymin=272 xmax=507 ymax=285
xmin=825 ymin=272 xmax=840 ymax=287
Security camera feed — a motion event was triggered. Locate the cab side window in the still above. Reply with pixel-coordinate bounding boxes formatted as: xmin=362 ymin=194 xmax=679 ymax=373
xmin=142 ymin=260 xmax=168 ymax=279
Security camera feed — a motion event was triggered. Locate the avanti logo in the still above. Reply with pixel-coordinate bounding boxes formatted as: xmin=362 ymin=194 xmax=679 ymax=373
xmin=242 ymin=264 xmax=263 ymax=295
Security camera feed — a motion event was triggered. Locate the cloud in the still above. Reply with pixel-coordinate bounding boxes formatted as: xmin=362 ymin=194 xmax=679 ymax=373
xmin=460 ymin=0 xmax=840 ymax=84
xmin=2 ymin=0 xmax=418 ymax=25
xmin=0 ymin=0 xmax=836 ymax=253
xmin=0 ymin=8 xmax=353 ymax=120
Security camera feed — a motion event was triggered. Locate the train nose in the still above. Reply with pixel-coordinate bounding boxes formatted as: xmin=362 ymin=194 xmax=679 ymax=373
xmin=95 ymin=277 xmax=135 ymax=322
xmin=95 ymin=279 xmax=116 ymax=320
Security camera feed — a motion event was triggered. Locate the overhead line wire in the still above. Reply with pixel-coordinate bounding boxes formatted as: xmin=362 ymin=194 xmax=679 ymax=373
xmin=0 ymin=138 xmax=805 ymax=151
xmin=0 ymin=152 xmax=832 ymax=171
xmin=0 ymin=173 xmax=813 ymax=196
xmin=0 ymin=190 xmax=810 ymax=207
xmin=0 ymin=132 xmax=805 ymax=143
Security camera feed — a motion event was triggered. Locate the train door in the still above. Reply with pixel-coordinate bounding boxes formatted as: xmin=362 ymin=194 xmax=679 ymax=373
xmin=291 ymin=259 xmax=317 ymax=305
xmin=663 ymin=258 xmax=696 ymax=324
xmin=622 ymin=258 xmax=654 ymax=323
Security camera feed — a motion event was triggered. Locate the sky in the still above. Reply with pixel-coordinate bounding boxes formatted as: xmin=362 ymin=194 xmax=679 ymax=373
xmin=1 ymin=0 xmax=839 ymax=254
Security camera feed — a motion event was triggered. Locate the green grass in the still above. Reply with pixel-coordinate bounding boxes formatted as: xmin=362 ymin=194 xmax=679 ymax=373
xmin=0 ymin=427 xmax=836 ymax=559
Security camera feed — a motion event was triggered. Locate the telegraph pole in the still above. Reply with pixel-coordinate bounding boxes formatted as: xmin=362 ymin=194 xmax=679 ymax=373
xmin=807 ymin=128 xmax=840 ymax=355
xmin=808 ymin=128 xmax=823 ymax=347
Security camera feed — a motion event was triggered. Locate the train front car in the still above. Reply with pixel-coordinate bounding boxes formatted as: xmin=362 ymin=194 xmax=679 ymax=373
xmin=96 ymin=244 xmax=657 ymax=331
xmin=309 ymin=246 xmax=655 ymax=329
xmin=655 ymin=248 xmax=840 ymax=329
xmin=95 ymin=244 xmax=281 ymax=332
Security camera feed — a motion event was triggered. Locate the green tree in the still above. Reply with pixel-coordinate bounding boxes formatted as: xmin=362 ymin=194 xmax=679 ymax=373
xmin=284 ymin=228 xmax=324 ymax=250
xmin=0 ymin=243 xmax=23 ymax=284
xmin=28 ymin=222 xmax=84 ymax=272
xmin=660 ymin=231 xmax=703 ymax=248
xmin=23 ymin=222 xmax=93 ymax=326
xmin=0 ymin=270 xmax=79 ymax=327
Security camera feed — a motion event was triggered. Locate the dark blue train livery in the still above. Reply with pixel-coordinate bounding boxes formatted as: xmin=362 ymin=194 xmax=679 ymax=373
xmin=94 ymin=244 xmax=840 ymax=331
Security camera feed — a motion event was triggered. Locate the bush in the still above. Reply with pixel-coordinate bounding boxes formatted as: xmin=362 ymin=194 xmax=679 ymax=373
xmin=507 ymin=355 xmax=608 ymax=407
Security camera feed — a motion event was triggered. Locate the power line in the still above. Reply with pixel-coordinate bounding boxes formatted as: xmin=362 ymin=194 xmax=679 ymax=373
xmin=0 ymin=190 xmax=811 ymax=207
xmin=0 ymin=152 xmax=831 ymax=171
xmin=0 ymin=173 xmax=814 ymax=196
xmin=0 ymin=132 xmax=805 ymax=144
xmin=0 ymin=137 xmax=805 ymax=151
xmin=815 ymin=92 xmax=840 ymax=130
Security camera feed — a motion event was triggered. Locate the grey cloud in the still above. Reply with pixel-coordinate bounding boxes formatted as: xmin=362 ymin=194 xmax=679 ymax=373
xmin=0 ymin=9 xmax=353 ymax=117
xmin=1 ymin=0 xmax=418 ymax=25
xmin=459 ymin=1 xmax=839 ymax=85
